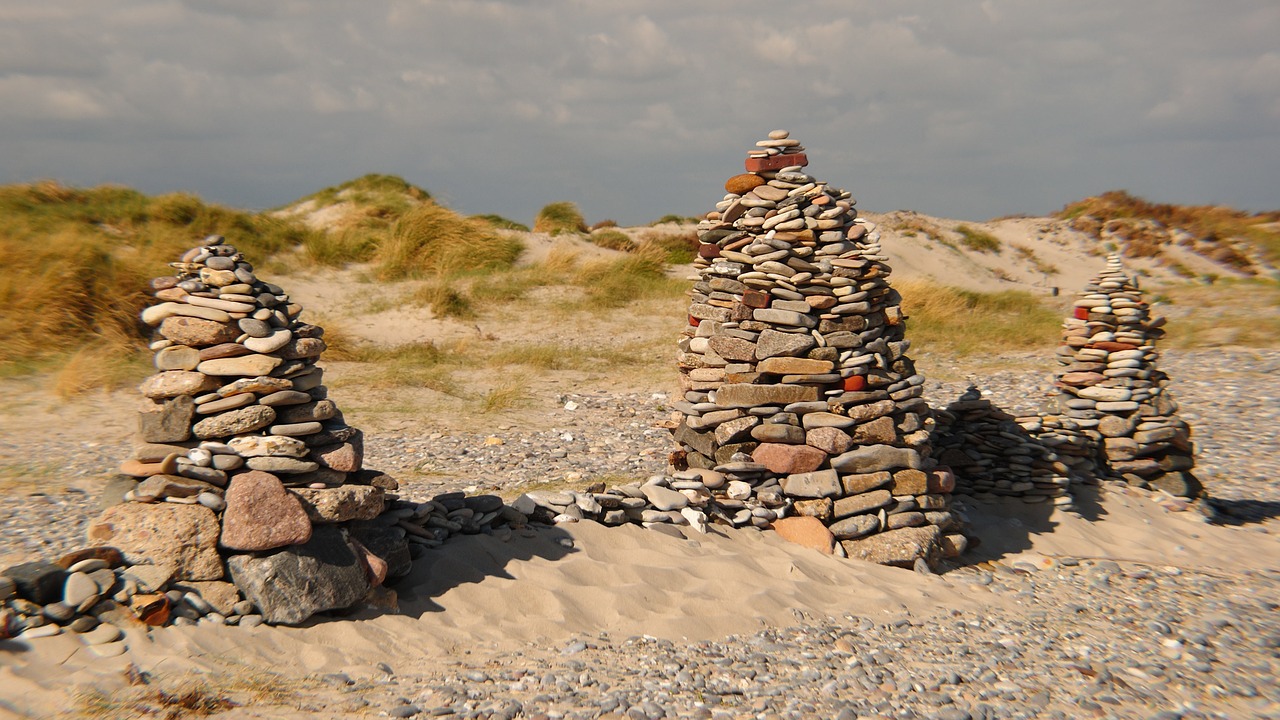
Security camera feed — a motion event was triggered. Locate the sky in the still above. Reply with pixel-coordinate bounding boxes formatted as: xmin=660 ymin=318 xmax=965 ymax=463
xmin=2 ymin=1 xmax=1278 ymax=226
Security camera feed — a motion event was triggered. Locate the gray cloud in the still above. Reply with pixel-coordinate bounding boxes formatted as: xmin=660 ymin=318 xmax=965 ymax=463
xmin=2 ymin=0 xmax=1276 ymax=225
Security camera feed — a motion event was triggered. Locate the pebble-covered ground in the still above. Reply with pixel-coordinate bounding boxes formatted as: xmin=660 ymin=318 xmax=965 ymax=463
xmin=1 ymin=348 xmax=1277 ymax=719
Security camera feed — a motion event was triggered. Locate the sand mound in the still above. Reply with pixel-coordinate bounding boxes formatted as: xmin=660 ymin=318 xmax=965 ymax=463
xmin=1 ymin=496 xmax=1274 ymax=716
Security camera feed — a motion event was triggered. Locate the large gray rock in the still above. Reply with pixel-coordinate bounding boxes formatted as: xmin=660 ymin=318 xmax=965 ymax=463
xmin=830 ymin=445 xmax=922 ymax=474
xmin=0 ymin=561 xmax=67 ymax=604
xmin=226 ymin=526 xmax=371 ymax=625
xmin=842 ymin=525 xmax=942 ymax=568
xmin=86 ymin=503 xmax=223 ymax=580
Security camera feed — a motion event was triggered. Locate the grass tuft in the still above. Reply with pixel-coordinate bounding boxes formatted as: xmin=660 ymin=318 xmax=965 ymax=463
xmin=588 ymin=229 xmax=635 ymax=251
xmin=954 ymin=225 xmax=1002 ymax=254
xmin=472 ymin=214 xmax=530 ymax=232
xmin=533 ymin=202 xmax=587 ymax=236
xmin=374 ymin=203 xmax=524 ymax=280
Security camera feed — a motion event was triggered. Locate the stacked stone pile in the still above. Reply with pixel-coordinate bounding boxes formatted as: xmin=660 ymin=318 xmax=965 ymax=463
xmin=932 ymin=387 xmax=1082 ymax=506
xmin=665 ymin=130 xmax=963 ymax=568
xmin=1054 ymin=254 xmax=1201 ymax=498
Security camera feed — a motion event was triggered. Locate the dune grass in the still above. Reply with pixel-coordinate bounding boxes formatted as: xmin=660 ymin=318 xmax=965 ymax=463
xmin=588 ymin=228 xmax=635 ymax=251
xmin=954 ymin=225 xmax=1002 ymax=254
xmin=0 ymin=181 xmax=317 ymax=381
xmin=1156 ymin=278 xmax=1280 ymax=349
xmin=374 ymin=202 xmax=524 ymax=280
xmin=473 ymin=214 xmax=530 ymax=232
xmin=895 ymin=279 xmax=1062 ymax=356
xmin=533 ymin=202 xmax=587 ymax=236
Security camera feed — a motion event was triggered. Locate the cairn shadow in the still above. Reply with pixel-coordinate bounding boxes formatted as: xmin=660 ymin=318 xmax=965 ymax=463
xmin=1204 ymin=497 xmax=1280 ymax=526
xmin=932 ymin=388 xmax=1107 ymax=567
xmin=387 ymin=524 xmax=577 ymax=617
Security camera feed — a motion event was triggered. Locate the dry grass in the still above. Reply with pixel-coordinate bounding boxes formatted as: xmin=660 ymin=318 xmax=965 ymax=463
xmin=588 ymin=228 xmax=635 ymax=251
xmin=480 ymin=379 xmax=533 ymax=413
xmin=374 ymin=203 xmax=523 ymax=280
xmin=954 ymin=225 xmax=1002 ymax=254
xmin=1156 ymin=279 xmax=1280 ymax=349
xmin=896 ymin=279 xmax=1062 ymax=356
xmin=1012 ymin=243 xmax=1060 ymax=276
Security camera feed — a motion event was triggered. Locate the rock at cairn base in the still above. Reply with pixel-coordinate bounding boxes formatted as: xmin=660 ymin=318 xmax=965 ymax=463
xmin=1053 ymin=254 xmax=1200 ymax=497
xmin=661 ymin=130 xmax=961 ymax=567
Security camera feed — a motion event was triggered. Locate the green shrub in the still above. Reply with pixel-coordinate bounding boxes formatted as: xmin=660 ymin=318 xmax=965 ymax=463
xmin=533 ymin=202 xmax=587 ymax=236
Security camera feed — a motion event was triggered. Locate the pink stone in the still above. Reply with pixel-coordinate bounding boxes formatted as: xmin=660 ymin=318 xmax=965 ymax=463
xmin=751 ymin=443 xmax=827 ymax=474
xmin=806 ymin=427 xmax=853 ymax=455
xmin=220 ymin=470 xmax=313 ymax=552
xmin=771 ymin=516 xmax=834 ymax=555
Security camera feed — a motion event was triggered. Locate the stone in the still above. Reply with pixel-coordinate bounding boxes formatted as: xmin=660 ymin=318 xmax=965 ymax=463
xmin=347 ymin=522 xmax=413 ymax=579
xmin=1 ymin=561 xmax=67 ymax=604
xmin=806 ymin=427 xmax=853 ymax=455
xmin=62 ymin=571 xmax=100 ymax=609
xmin=778 ymin=469 xmax=841 ymax=498
xmin=140 ymin=371 xmax=220 ymax=400
xmin=828 ymin=514 xmax=879 ymax=540
xmin=792 ymin=497 xmax=833 ymax=520
xmin=714 ymin=384 xmax=819 ymax=408
xmin=850 ymin=416 xmax=898 ymax=445
xmin=171 ymin=581 xmax=241 ymax=616
xmin=219 ymin=470 xmax=313 ymax=551
xmin=771 ymin=517 xmax=835 ymax=555
xmin=55 ymin=547 xmax=124 ymax=570
xmin=311 ymin=441 xmax=363 ymax=472
xmin=751 ymin=423 xmax=806 ymax=444
xmin=757 ymin=357 xmax=834 ymax=375
xmin=154 ymin=345 xmax=201 ymax=371
xmin=841 ymin=471 xmax=892 ymax=494
xmin=278 ymin=337 xmax=326 ymax=360
xmin=276 ymin=400 xmax=338 ymax=424
xmin=133 ymin=474 xmax=221 ymax=502
xmin=714 ymin=416 xmax=759 ymax=445
xmin=725 ymin=173 xmax=765 ymax=194
xmin=197 ymin=354 xmax=283 ymax=377
xmin=192 ymin=405 xmax=277 ymax=439
xmin=889 ymin=469 xmax=929 ymax=495
xmin=86 ymin=503 xmax=223 ymax=580
xmin=832 ymin=490 xmax=893 ymax=519
xmin=158 ymin=316 xmax=240 ymax=346
xmin=290 ymin=486 xmax=385 ymax=523
xmin=219 ymin=376 xmax=293 ymax=397
xmin=228 ymin=435 xmax=308 ymax=457
xmin=752 ymin=443 xmax=827 ymax=474
xmin=707 ymin=336 xmax=757 ymax=362
xmin=843 ymin=525 xmax=942 ymax=568
xmin=800 ymin=412 xmax=856 ymax=430
xmin=226 ymin=526 xmax=371 ymax=625
xmin=641 ymin=484 xmax=689 ymax=511
xmin=246 ymin=456 xmax=319 ymax=474
xmin=243 ymin=329 xmax=293 ymax=354
xmin=831 ymin=445 xmax=922 ymax=474
xmin=754 ymin=329 xmax=816 ymax=359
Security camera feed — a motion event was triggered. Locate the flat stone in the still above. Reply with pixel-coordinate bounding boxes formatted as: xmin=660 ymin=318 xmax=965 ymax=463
xmin=245 ymin=456 xmax=319 ymax=474
xmin=1077 ymin=386 xmax=1132 ymax=402
xmin=779 ymin=468 xmax=841 ymax=498
xmin=238 ymin=318 xmax=273 ymax=338
xmin=752 ymin=444 xmax=827 ymax=475
xmin=842 ymin=525 xmax=942 ymax=568
xmin=198 ymin=342 xmax=252 ymax=361
xmin=889 ymin=469 xmax=929 ymax=495
xmin=707 ymin=336 xmax=757 ymax=362
xmin=192 ymin=405 xmax=276 ymax=439
xmin=226 ymin=526 xmax=370 ymax=625
xmin=158 ymin=316 xmax=240 ymax=347
xmin=243 ymin=329 xmax=293 ymax=354
xmin=139 ymin=371 xmax=220 ymax=400
xmin=806 ymin=427 xmax=853 ymax=455
xmin=842 ymin=471 xmax=893 ymax=494
xmin=641 ymin=484 xmax=689 ymax=512
xmin=771 ymin=517 xmax=834 ymax=555
xmin=197 ymin=354 xmax=283 ymax=377
xmin=714 ymin=416 xmax=759 ymax=445
xmin=154 ymin=345 xmax=201 ymax=371
xmin=753 ymin=309 xmax=816 ymax=328
xmin=290 ymin=486 xmax=385 ymax=523
xmin=754 ymin=329 xmax=816 ymax=359
xmin=218 ymin=376 xmax=294 ymax=397
xmin=845 ymin=399 xmax=897 ymax=423
xmin=194 ymin=393 xmax=256 ymax=415
xmin=86 ymin=503 xmax=223 ymax=580
xmin=227 ymin=435 xmax=309 ymax=457
xmin=750 ymin=423 xmax=806 ymax=444
xmin=801 ymin=412 xmax=856 ymax=430
xmin=832 ymin=489 xmax=893 ymax=519
xmin=134 ymin=474 xmax=221 ymax=502
xmin=257 ymin=390 xmax=312 ymax=406
xmin=715 ymin=384 xmax=820 ymax=408
xmin=831 ymin=445 xmax=922 ymax=474
xmin=219 ymin=470 xmax=313 ymax=552
xmin=757 ymin=357 xmax=834 ymax=375
xmin=828 ymin=514 xmax=880 ymax=540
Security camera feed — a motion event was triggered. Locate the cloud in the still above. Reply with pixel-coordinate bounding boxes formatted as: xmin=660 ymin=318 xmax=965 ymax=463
xmin=0 ymin=0 xmax=1276 ymax=223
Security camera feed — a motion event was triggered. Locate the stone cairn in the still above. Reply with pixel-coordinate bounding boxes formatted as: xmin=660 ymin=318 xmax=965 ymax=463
xmin=0 ymin=235 xmax=532 ymax=646
xmin=932 ymin=387 xmax=1096 ymax=508
xmin=655 ymin=129 xmax=962 ymax=568
xmin=1054 ymin=254 xmax=1201 ymax=498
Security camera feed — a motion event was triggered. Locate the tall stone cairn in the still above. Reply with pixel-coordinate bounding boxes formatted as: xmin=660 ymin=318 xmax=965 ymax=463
xmin=670 ymin=130 xmax=963 ymax=568
xmin=1054 ymin=254 xmax=1201 ymax=498
xmin=89 ymin=234 xmax=406 ymax=625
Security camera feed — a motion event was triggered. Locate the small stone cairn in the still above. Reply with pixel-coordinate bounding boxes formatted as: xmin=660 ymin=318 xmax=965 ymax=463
xmin=1054 ymin=254 xmax=1201 ymax=498
xmin=932 ymin=387 xmax=1098 ymax=508
xmin=657 ymin=130 xmax=962 ymax=567
xmin=0 ymin=235 xmax=532 ymax=645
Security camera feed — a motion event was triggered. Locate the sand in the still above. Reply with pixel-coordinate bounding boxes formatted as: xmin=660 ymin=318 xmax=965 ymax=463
xmin=1 ymin=490 xmax=1274 ymax=718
